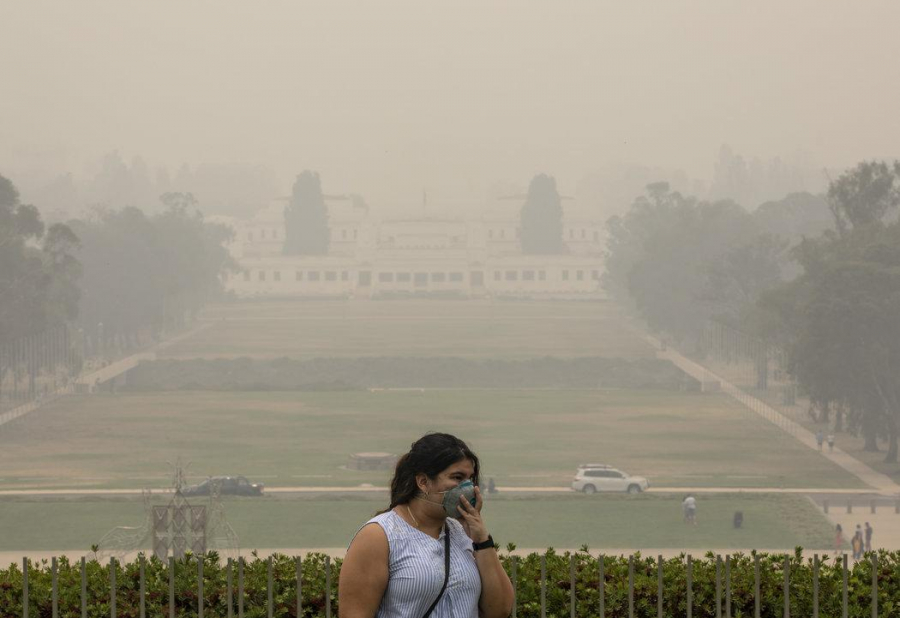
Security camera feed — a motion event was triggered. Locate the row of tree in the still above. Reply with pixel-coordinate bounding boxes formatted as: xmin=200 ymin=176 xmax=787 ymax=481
xmin=1 ymin=174 xmax=236 ymax=361
xmin=604 ymin=161 xmax=900 ymax=462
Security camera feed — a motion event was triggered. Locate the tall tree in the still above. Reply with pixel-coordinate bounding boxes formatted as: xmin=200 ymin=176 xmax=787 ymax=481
xmin=520 ymin=174 xmax=564 ymax=254
xmin=759 ymin=161 xmax=900 ymax=462
xmin=0 ymin=174 xmax=81 ymax=345
xmin=284 ymin=171 xmax=329 ymax=255
xmin=826 ymin=160 xmax=900 ymax=236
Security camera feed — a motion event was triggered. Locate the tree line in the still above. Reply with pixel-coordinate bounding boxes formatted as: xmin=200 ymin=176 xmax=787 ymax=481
xmin=605 ymin=161 xmax=900 ymax=462
xmin=1 ymin=174 xmax=236 ymax=402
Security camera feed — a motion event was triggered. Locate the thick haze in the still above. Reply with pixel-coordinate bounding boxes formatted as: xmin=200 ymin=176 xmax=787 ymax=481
xmin=2 ymin=1 xmax=899 ymax=211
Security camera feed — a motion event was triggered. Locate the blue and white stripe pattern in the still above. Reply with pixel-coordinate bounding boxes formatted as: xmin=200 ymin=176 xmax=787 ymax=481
xmin=355 ymin=509 xmax=481 ymax=618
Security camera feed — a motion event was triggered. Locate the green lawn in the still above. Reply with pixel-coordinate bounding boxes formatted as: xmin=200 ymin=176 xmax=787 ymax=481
xmin=159 ymin=300 xmax=656 ymax=360
xmin=0 ymin=389 xmax=862 ymax=490
xmin=0 ymin=493 xmax=836 ymax=551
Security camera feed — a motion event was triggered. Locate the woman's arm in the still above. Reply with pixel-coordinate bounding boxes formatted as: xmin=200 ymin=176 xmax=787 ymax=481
xmin=474 ymin=547 xmax=515 ymax=618
xmin=457 ymin=488 xmax=514 ymax=618
xmin=338 ymin=524 xmax=389 ymax=618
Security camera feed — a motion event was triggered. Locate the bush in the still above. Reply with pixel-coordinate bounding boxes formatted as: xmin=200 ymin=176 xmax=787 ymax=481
xmin=3 ymin=548 xmax=897 ymax=618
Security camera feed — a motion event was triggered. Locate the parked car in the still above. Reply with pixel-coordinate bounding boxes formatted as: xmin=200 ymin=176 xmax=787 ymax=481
xmin=571 ymin=464 xmax=649 ymax=494
xmin=181 ymin=475 xmax=264 ymax=497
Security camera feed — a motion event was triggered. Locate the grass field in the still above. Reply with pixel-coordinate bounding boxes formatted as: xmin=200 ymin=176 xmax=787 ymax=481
xmin=0 ymin=492 xmax=836 ymax=551
xmin=159 ymin=300 xmax=657 ymax=360
xmin=0 ymin=389 xmax=862 ymax=490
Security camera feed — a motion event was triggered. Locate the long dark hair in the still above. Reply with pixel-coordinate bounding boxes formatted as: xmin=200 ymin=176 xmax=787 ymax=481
xmin=387 ymin=433 xmax=480 ymax=509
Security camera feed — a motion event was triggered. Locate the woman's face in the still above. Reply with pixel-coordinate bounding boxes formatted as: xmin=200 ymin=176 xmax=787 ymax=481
xmin=418 ymin=458 xmax=476 ymax=496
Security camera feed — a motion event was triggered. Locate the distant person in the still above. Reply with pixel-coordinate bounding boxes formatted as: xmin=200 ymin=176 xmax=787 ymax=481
xmin=827 ymin=434 xmax=835 ymax=453
xmin=865 ymin=522 xmax=873 ymax=552
xmin=487 ymin=477 xmax=498 ymax=494
xmin=815 ymin=430 xmax=824 ymax=451
xmin=733 ymin=511 xmax=743 ymax=529
xmin=834 ymin=524 xmax=844 ymax=556
xmin=339 ymin=433 xmax=514 ymax=618
xmin=682 ymin=494 xmax=697 ymax=525
xmin=852 ymin=524 xmax=864 ymax=559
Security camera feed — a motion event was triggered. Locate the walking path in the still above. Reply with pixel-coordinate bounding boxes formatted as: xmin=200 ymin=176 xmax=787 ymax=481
xmin=0 ymin=324 xmax=211 ymax=429
xmin=646 ymin=334 xmax=900 ymax=496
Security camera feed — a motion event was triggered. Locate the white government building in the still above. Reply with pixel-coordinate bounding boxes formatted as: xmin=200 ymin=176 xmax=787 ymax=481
xmin=218 ymin=196 xmax=607 ymax=300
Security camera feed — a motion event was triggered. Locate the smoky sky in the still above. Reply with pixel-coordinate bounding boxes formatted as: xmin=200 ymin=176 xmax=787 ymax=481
xmin=2 ymin=1 xmax=899 ymax=209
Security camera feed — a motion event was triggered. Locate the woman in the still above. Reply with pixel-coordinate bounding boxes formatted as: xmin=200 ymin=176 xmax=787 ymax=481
xmin=339 ymin=433 xmax=514 ymax=618
xmin=833 ymin=523 xmax=843 ymax=556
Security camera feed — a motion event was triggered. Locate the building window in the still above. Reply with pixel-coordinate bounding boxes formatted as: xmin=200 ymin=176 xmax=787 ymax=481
xmin=494 ymin=271 xmax=501 ymax=281
xmin=353 ymin=229 xmax=358 ymax=239
xmin=341 ymin=229 xmax=347 ymax=239
xmin=488 ymin=229 xmax=493 ymax=239
xmin=325 ymin=271 xmax=337 ymax=281
xmin=308 ymin=271 xmax=320 ymax=281
xmin=538 ymin=270 xmax=546 ymax=281
xmin=342 ymin=271 xmax=350 ymax=281
xmin=379 ymin=272 xmax=394 ymax=283
xmin=273 ymin=230 xmax=278 ymax=240
xmin=274 ymin=271 xmax=281 ymax=282
xmin=576 ymin=270 xmax=584 ymax=281
xmin=562 ymin=270 xmax=569 ymax=281
xmin=296 ymin=271 xmax=303 ymax=281
xmin=569 ymin=229 xmax=574 ymax=239
xmin=259 ymin=271 xmax=266 ymax=281
xmin=243 ymin=271 xmax=251 ymax=282
xmin=592 ymin=270 xmax=600 ymax=280
xmin=449 ymin=272 xmax=464 ymax=282
xmin=359 ymin=271 xmax=372 ymax=286
xmin=397 ymin=272 xmax=411 ymax=282
xmin=523 ymin=270 xmax=535 ymax=281
xmin=505 ymin=270 xmax=518 ymax=281
xmin=414 ymin=272 xmax=428 ymax=287
xmin=516 ymin=228 xmax=521 ymax=239
xmin=581 ymin=229 xmax=586 ymax=239
xmin=593 ymin=230 xmax=600 ymax=242
xmin=261 ymin=229 xmax=267 ymax=239
xmin=500 ymin=229 xmax=505 ymax=239
xmin=431 ymin=272 xmax=446 ymax=283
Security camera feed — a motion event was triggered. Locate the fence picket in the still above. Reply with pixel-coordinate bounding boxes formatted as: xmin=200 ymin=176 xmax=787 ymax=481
xmin=754 ymin=554 xmax=760 ymax=618
xmin=52 ymin=557 xmax=58 ymax=618
xmin=813 ymin=554 xmax=819 ymax=618
xmin=598 ymin=555 xmax=605 ymax=618
xmin=657 ymin=555 xmax=663 ymax=618
xmin=842 ymin=554 xmax=848 ymax=618
xmin=725 ymin=555 xmax=731 ymax=618
xmin=168 ymin=557 xmax=175 ymax=618
xmin=140 ymin=556 xmax=146 ymax=618
xmin=540 ymin=554 xmax=546 ymax=618
xmin=628 ymin=555 xmax=634 ymax=618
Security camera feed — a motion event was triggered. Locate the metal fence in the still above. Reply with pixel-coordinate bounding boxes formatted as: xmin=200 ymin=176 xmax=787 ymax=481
xmin=15 ymin=552 xmax=890 ymax=618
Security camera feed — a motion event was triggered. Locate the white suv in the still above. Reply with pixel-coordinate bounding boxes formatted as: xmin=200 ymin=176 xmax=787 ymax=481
xmin=571 ymin=464 xmax=649 ymax=494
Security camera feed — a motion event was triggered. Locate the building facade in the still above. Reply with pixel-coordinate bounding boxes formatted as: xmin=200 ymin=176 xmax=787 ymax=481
xmin=218 ymin=197 xmax=607 ymax=300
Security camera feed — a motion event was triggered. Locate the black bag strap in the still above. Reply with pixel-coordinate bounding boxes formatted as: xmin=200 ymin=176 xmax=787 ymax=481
xmin=422 ymin=523 xmax=451 ymax=618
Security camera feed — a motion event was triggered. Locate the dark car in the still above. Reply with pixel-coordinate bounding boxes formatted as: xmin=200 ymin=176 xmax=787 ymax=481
xmin=181 ymin=475 xmax=264 ymax=497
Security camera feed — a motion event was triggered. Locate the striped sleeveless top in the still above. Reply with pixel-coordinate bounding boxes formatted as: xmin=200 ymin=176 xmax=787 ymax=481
xmin=354 ymin=509 xmax=482 ymax=618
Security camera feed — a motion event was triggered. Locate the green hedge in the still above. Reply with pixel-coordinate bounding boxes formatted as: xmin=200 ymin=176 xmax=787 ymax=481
xmin=122 ymin=357 xmax=694 ymax=391
xmin=3 ymin=548 xmax=898 ymax=618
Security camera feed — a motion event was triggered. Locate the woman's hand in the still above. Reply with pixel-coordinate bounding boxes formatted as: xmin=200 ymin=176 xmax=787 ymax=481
xmin=457 ymin=485 xmax=490 ymax=543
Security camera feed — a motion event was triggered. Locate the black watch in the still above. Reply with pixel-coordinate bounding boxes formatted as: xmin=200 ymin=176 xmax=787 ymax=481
xmin=473 ymin=535 xmax=494 ymax=551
